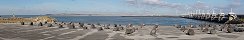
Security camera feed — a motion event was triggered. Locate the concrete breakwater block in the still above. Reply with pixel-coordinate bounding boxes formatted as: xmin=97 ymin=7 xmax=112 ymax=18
xmin=83 ymin=26 xmax=88 ymax=29
xmin=150 ymin=25 xmax=159 ymax=35
xmin=223 ymin=25 xmax=235 ymax=33
xmin=180 ymin=27 xmax=187 ymax=32
xmin=98 ymin=27 xmax=103 ymax=31
xmin=113 ymin=27 xmax=120 ymax=31
xmin=58 ymin=24 xmax=64 ymax=28
xmin=71 ymin=24 xmax=76 ymax=29
xmin=104 ymin=26 xmax=110 ymax=29
xmin=91 ymin=24 xmax=96 ymax=29
xmin=47 ymin=23 xmax=53 ymax=27
xmin=119 ymin=27 xmax=124 ymax=30
xmin=29 ymin=22 xmax=33 ymax=25
xmin=38 ymin=22 xmax=43 ymax=26
xmin=125 ymin=28 xmax=134 ymax=34
xmin=209 ymin=29 xmax=217 ymax=34
xmin=202 ymin=28 xmax=209 ymax=32
xmin=227 ymin=27 xmax=234 ymax=33
xmin=20 ymin=22 xmax=25 ymax=25
xmin=96 ymin=23 xmax=101 ymax=26
xmin=44 ymin=21 xmax=47 ymax=24
xmin=78 ymin=23 xmax=84 ymax=28
xmin=186 ymin=29 xmax=195 ymax=35
xmin=234 ymin=27 xmax=244 ymax=32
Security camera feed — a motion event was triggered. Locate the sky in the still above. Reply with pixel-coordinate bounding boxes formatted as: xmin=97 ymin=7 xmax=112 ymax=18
xmin=0 ymin=0 xmax=243 ymax=15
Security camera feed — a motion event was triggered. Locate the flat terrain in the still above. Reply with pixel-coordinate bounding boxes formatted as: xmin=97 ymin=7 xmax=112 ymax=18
xmin=0 ymin=23 xmax=244 ymax=40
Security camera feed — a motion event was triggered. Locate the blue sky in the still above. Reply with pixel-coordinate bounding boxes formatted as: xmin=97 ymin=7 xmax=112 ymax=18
xmin=0 ymin=0 xmax=243 ymax=15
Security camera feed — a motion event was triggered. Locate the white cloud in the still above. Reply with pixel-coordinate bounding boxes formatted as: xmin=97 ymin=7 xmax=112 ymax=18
xmin=125 ymin=0 xmax=184 ymax=9
xmin=143 ymin=0 xmax=161 ymax=4
xmin=191 ymin=1 xmax=209 ymax=9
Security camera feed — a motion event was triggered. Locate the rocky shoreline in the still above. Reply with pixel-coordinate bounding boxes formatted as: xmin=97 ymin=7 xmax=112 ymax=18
xmin=0 ymin=22 xmax=244 ymax=40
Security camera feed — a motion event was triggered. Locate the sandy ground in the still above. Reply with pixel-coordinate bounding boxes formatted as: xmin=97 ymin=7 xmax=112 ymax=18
xmin=0 ymin=23 xmax=244 ymax=40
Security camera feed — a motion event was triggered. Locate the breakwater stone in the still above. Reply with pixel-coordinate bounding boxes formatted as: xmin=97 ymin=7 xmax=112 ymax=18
xmin=227 ymin=27 xmax=234 ymax=33
xmin=234 ymin=27 xmax=244 ymax=32
xmin=79 ymin=23 xmax=84 ymax=28
xmin=98 ymin=27 xmax=103 ymax=31
xmin=150 ymin=24 xmax=159 ymax=35
xmin=83 ymin=26 xmax=88 ymax=29
xmin=125 ymin=24 xmax=135 ymax=35
xmin=38 ymin=22 xmax=43 ymax=26
xmin=202 ymin=27 xmax=209 ymax=32
xmin=47 ymin=23 xmax=53 ymax=27
xmin=186 ymin=29 xmax=195 ymax=35
xmin=209 ymin=29 xmax=217 ymax=34
xmin=71 ymin=23 xmax=76 ymax=29
xmin=113 ymin=27 xmax=120 ymax=31
xmin=20 ymin=22 xmax=25 ymax=25
xmin=180 ymin=26 xmax=186 ymax=32
xmin=91 ymin=24 xmax=96 ymax=29
xmin=29 ymin=22 xmax=33 ymax=26
xmin=104 ymin=24 xmax=110 ymax=29
xmin=58 ymin=24 xmax=64 ymax=28
xmin=125 ymin=28 xmax=134 ymax=34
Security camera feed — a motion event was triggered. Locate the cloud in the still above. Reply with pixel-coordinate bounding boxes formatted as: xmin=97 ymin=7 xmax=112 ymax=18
xmin=143 ymin=0 xmax=161 ymax=4
xmin=125 ymin=0 xmax=243 ymax=14
xmin=191 ymin=1 xmax=209 ymax=9
xmin=125 ymin=0 xmax=184 ymax=9
xmin=215 ymin=0 xmax=241 ymax=9
xmin=226 ymin=0 xmax=241 ymax=8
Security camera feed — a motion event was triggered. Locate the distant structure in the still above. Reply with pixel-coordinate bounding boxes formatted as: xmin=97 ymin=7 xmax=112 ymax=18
xmin=181 ymin=8 xmax=243 ymax=24
xmin=12 ymin=13 xmax=15 ymax=18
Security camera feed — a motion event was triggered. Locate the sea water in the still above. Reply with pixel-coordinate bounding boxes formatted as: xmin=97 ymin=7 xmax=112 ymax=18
xmin=0 ymin=15 xmax=214 ymax=26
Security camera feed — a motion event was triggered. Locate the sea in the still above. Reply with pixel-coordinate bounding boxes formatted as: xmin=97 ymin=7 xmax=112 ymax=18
xmin=0 ymin=15 xmax=216 ymax=26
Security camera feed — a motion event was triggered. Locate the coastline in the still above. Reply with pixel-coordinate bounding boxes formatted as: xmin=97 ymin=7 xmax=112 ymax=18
xmin=0 ymin=22 xmax=244 ymax=40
